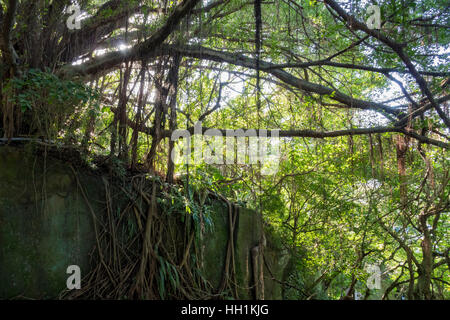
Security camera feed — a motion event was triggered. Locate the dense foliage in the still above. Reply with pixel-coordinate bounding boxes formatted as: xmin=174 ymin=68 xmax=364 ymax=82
xmin=0 ymin=0 xmax=448 ymax=299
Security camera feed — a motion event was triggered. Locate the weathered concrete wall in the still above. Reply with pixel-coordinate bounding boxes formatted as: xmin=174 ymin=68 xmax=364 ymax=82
xmin=189 ymin=202 xmax=290 ymax=299
xmin=0 ymin=145 xmax=289 ymax=299
xmin=0 ymin=146 xmax=98 ymax=298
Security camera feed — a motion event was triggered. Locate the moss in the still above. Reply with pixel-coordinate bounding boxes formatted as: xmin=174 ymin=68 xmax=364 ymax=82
xmin=201 ymin=201 xmax=229 ymax=289
xmin=0 ymin=147 xmax=97 ymax=298
xmin=0 ymin=146 xmax=292 ymax=299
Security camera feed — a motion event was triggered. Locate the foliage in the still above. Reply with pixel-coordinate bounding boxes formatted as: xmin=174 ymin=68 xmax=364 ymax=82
xmin=3 ymin=69 xmax=99 ymax=138
xmin=0 ymin=0 xmax=448 ymax=300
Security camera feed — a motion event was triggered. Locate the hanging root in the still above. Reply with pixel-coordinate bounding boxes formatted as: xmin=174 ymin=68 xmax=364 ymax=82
xmin=214 ymin=192 xmax=239 ymax=299
xmin=60 ymin=171 xmax=216 ymax=300
xmin=59 ymin=167 xmax=260 ymax=300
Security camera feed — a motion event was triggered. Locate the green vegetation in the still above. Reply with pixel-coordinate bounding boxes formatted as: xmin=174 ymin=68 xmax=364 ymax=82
xmin=0 ymin=0 xmax=448 ymax=300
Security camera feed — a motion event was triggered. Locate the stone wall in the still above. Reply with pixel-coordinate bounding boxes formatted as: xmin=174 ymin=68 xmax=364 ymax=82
xmin=0 ymin=145 xmax=290 ymax=299
xmin=0 ymin=145 xmax=97 ymax=298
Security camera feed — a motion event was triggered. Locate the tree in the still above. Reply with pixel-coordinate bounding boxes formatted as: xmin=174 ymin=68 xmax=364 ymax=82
xmin=0 ymin=0 xmax=448 ymax=299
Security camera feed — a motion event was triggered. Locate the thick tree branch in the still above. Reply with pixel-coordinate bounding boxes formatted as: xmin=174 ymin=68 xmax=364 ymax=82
xmin=60 ymin=1 xmax=144 ymax=63
xmin=265 ymin=61 xmax=450 ymax=78
xmin=62 ymin=44 xmax=401 ymax=118
xmin=161 ymin=125 xmax=402 ymax=139
xmin=116 ymin=111 xmax=449 ymax=148
xmin=1 ymin=0 xmax=19 ymax=71
xmin=59 ymin=0 xmax=201 ymax=77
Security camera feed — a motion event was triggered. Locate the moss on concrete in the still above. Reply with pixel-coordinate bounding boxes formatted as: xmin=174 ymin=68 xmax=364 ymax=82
xmin=0 ymin=145 xmax=291 ymax=299
xmin=0 ymin=146 xmax=97 ymax=298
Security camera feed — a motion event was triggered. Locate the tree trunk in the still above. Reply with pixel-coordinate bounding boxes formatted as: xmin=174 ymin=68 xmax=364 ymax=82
xmin=396 ymin=135 xmax=409 ymax=207
xmin=416 ymin=214 xmax=433 ymax=299
xmin=166 ymin=53 xmax=181 ymax=183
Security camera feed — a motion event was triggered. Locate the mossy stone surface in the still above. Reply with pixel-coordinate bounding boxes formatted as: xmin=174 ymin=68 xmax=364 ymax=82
xmin=0 ymin=146 xmax=97 ymax=298
xmin=0 ymin=146 xmax=290 ymax=299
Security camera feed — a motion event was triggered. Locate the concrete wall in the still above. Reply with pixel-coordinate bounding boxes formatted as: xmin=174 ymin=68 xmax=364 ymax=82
xmin=0 ymin=146 xmax=97 ymax=298
xmin=0 ymin=145 xmax=290 ymax=299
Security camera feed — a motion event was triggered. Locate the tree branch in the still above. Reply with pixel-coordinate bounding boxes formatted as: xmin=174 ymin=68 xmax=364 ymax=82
xmin=324 ymin=0 xmax=450 ymax=129
xmin=59 ymin=0 xmax=201 ymax=78
xmin=1 ymin=0 xmax=19 ymax=71
xmin=61 ymin=43 xmax=401 ymax=118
